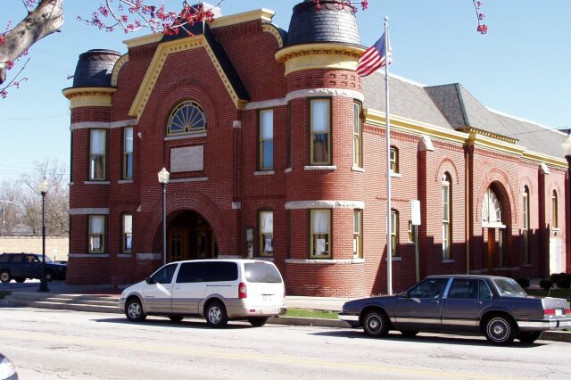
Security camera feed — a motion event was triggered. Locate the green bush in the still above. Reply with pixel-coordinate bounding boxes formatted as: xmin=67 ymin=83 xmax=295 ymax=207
xmin=539 ymin=278 xmax=553 ymax=290
xmin=515 ymin=277 xmax=530 ymax=289
xmin=556 ymin=279 xmax=571 ymax=289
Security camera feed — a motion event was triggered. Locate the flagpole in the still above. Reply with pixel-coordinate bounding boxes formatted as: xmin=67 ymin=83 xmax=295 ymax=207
xmin=384 ymin=16 xmax=393 ymax=295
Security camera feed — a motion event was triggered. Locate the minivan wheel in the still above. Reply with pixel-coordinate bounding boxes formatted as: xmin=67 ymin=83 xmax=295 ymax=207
xmin=363 ymin=310 xmax=390 ymax=337
xmin=248 ymin=317 xmax=269 ymax=327
xmin=0 ymin=271 xmax=11 ymax=284
xmin=125 ymin=298 xmax=147 ymax=322
xmin=205 ymin=301 xmax=228 ymax=328
xmin=484 ymin=315 xmax=516 ymax=345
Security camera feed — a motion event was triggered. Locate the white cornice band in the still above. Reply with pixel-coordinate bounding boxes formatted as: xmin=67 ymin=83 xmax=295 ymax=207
xmin=70 ymin=120 xmax=138 ymax=131
xmin=69 ymin=208 xmax=110 ymax=215
xmin=285 ymin=200 xmax=365 ymax=210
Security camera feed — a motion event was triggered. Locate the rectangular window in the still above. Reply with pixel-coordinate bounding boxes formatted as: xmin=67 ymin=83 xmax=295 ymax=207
xmin=310 ymin=209 xmax=331 ymax=258
xmin=90 ymin=129 xmax=106 ymax=180
xmin=310 ymin=99 xmax=331 ymax=165
xmin=287 ymin=103 xmax=291 ymax=168
xmin=389 ymin=147 xmax=398 ymax=173
xmin=259 ymin=210 xmax=274 ymax=257
xmin=523 ymin=190 xmax=530 ymax=264
xmin=353 ymin=209 xmax=362 ymax=258
xmin=123 ymin=127 xmax=134 ymax=179
xmin=353 ymin=101 xmax=363 ymax=167
xmin=88 ymin=215 xmax=105 ymax=253
xmin=552 ymin=191 xmax=559 ymax=229
xmin=408 ymin=221 xmax=415 ymax=244
xmin=259 ymin=109 xmax=274 ymax=170
xmin=122 ymin=213 xmax=133 ymax=253
xmin=390 ymin=210 xmax=398 ymax=256
xmin=442 ymin=179 xmax=451 ymax=259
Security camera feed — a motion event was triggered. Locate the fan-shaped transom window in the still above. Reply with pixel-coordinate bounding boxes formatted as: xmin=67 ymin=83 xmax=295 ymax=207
xmin=167 ymin=101 xmax=206 ymax=136
xmin=482 ymin=188 xmax=503 ymax=227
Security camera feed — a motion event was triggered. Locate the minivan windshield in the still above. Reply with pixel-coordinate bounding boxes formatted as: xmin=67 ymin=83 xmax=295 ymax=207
xmin=244 ymin=262 xmax=282 ymax=283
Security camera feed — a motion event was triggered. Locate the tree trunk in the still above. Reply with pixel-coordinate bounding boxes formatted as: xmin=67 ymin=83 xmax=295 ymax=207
xmin=0 ymin=0 xmax=64 ymax=85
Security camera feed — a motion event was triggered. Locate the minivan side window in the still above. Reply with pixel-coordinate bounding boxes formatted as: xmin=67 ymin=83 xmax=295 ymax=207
xmin=244 ymin=262 xmax=282 ymax=283
xmin=149 ymin=264 xmax=177 ymax=284
xmin=176 ymin=262 xmax=238 ymax=283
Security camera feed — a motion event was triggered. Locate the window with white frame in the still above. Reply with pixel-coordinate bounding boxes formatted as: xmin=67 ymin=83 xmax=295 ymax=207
xmin=523 ymin=186 xmax=530 ymax=264
xmin=90 ymin=129 xmax=106 ymax=180
xmin=310 ymin=99 xmax=331 ymax=165
xmin=89 ymin=215 xmax=105 ymax=253
xmin=390 ymin=147 xmax=399 ymax=174
xmin=442 ymin=173 xmax=451 ymax=259
xmin=259 ymin=109 xmax=274 ymax=170
xmin=353 ymin=209 xmax=362 ymax=258
xmin=310 ymin=209 xmax=331 ymax=258
xmin=353 ymin=101 xmax=363 ymax=167
xmin=259 ymin=210 xmax=273 ymax=257
xmin=122 ymin=213 xmax=133 ymax=253
xmin=552 ymin=190 xmax=559 ymax=229
xmin=123 ymin=127 xmax=133 ymax=179
xmin=390 ymin=209 xmax=399 ymax=256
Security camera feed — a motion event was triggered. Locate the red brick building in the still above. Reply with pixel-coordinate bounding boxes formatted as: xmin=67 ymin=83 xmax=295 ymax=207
xmin=63 ymin=1 xmax=570 ymax=296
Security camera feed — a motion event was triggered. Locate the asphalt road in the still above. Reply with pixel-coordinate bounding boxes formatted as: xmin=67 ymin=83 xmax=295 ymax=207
xmin=1 ymin=307 xmax=570 ymax=380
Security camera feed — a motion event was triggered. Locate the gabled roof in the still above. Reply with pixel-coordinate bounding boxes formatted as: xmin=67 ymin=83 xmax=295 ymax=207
xmin=362 ymin=72 xmax=567 ymax=160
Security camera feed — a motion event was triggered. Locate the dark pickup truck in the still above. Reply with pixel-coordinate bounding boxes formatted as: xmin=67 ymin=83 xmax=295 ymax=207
xmin=0 ymin=253 xmax=67 ymax=283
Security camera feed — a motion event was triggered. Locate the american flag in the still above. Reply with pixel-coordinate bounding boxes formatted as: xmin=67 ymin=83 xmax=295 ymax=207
xmin=357 ymin=31 xmax=392 ymax=77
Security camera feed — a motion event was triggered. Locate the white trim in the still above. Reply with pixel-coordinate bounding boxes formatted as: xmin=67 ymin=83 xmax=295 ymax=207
xmin=244 ymin=98 xmax=287 ymax=110
xmin=285 ymin=200 xmax=365 ymax=210
xmin=233 ymin=120 xmax=242 ymax=129
xmin=351 ymin=166 xmax=365 ymax=173
xmin=284 ymin=167 xmax=292 ymax=173
xmin=539 ymin=163 xmax=550 ymax=174
xmin=70 ymin=119 xmax=138 ymax=130
xmin=232 ymin=202 xmax=241 ymax=210
xmin=117 ymin=254 xmax=133 ymax=258
xmin=118 ymin=180 xmax=134 ymax=184
xmin=254 ymin=170 xmax=275 ymax=176
xmin=69 ymin=208 xmax=110 ymax=215
xmin=285 ymin=258 xmax=363 ymax=264
xmin=137 ymin=253 xmax=161 ymax=260
xmin=304 ymin=165 xmax=337 ymax=171
xmin=84 ymin=181 xmax=110 ymax=185
xmin=164 ymin=133 xmax=207 ymax=141
xmin=69 ymin=253 xmax=109 ymax=258
xmin=169 ymin=177 xmax=208 ymax=183
xmin=286 ymin=88 xmax=364 ymax=103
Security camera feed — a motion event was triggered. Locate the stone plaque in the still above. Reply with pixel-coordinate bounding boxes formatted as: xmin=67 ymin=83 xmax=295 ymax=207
xmin=170 ymin=145 xmax=204 ymax=172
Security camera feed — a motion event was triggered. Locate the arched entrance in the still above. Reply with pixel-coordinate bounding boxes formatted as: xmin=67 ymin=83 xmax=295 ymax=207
xmin=167 ymin=210 xmax=218 ymax=262
xmin=481 ymin=186 xmax=506 ymax=274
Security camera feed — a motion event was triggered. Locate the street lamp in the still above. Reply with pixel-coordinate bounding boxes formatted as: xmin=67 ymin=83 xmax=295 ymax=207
xmin=157 ymin=167 xmax=170 ymax=266
xmin=561 ymin=134 xmax=571 ymax=272
xmin=38 ymin=178 xmax=49 ymax=292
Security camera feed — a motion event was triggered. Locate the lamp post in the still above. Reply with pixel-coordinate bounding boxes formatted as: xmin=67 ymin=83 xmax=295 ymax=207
xmin=158 ymin=167 xmax=170 ymax=266
xmin=561 ymin=134 xmax=571 ymax=272
xmin=38 ymin=178 xmax=49 ymax=292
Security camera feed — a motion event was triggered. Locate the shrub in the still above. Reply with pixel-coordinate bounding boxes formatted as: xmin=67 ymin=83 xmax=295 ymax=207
xmin=539 ymin=279 xmax=553 ymax=290
xmin=515 ymin=277 xmax=530 ymax=289
xmin=550 ymin=273 xmax=563 ymax=284
xmin=556 ymin=279 xmax=571 ymax=289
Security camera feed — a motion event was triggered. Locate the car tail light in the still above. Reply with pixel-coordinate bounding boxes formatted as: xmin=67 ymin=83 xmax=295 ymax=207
xmin=565 ymin=308 xmax=571 ymax=315
xmin=544 ymin=308 xmax=556 ymax=317
xmin=239 ymin=282 xmax=247 ymax=299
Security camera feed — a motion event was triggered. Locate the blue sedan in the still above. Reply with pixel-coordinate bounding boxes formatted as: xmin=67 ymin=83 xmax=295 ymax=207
xmin=339 ymin=275 xmax=571 ymax=345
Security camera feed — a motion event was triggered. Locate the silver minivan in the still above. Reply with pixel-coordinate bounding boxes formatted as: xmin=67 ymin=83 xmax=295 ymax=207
xmin=119 ymin=259 xmax=287 ymax=327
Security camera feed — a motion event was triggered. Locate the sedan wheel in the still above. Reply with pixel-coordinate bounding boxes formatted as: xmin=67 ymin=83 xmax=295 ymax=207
xmin=205 ymin=301 xmax=228 ymax=328
xmin=125 ymin=298 xmax=147 ymax=322
xmin=485 ymin=315 xmax=516 ymax=345
xmin=519 ymin=331 xmax=542 ymax=344
xmin=0 ymin=271 xmax=11 ymax=284
xmin=363 ymin=310 xmax=390 ymax=337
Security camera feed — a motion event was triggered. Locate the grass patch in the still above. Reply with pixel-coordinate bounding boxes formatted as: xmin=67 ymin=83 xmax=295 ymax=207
xmin=285 ymin=308 xmax=339 ymax=320
xmin=526 ymin=289 xmax=570 ymax=299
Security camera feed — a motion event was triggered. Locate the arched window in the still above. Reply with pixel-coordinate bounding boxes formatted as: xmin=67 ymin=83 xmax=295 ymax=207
xmin=167 ymin=101 xmax=206 ymax=136
xmin=482 ymin=188 xmax=502 ymax=227
xmin=442 ymin=173 xmax=451 ymax=259
xmin=523 ymin=186 xmax=530 ymax=264
xmin=552 ymin=190 xmax=559 ymax=229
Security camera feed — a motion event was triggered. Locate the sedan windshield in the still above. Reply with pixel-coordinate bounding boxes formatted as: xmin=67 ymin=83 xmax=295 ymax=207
xmin=493 ymin=278 xmax=527 ymax=297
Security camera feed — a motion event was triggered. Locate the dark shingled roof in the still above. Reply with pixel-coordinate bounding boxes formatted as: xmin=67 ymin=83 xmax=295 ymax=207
xmin=72 ymin=49 xmax=121 ymax=87
xmin=363 ymin=72 xmax=567 ymax=158
xmin=286 ymin=0 xmax=360 ymax=46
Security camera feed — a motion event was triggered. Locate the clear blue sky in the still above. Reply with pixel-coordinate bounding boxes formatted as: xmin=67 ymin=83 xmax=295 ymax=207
xmin=1 ymin=0 xmax=570 ymax=182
